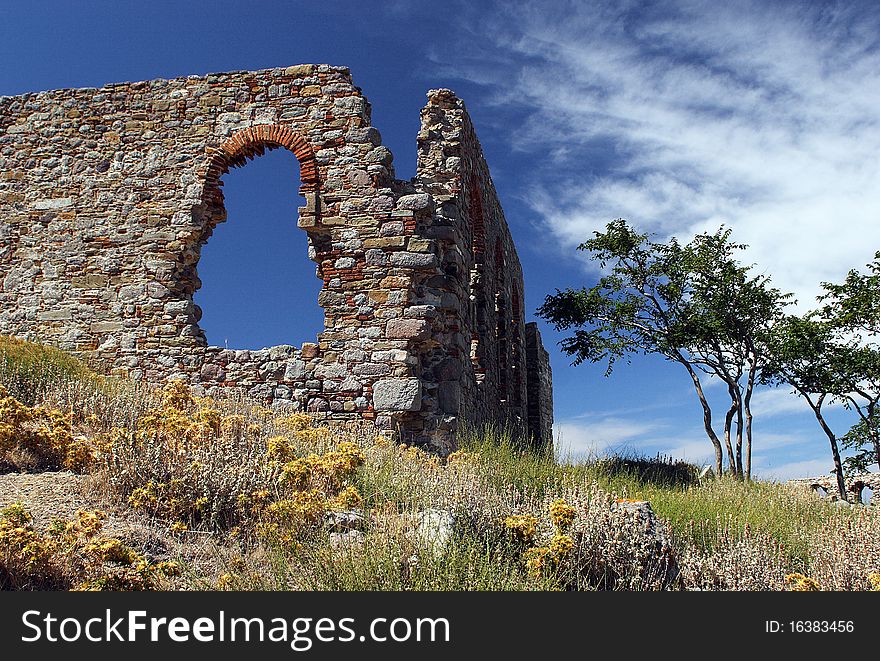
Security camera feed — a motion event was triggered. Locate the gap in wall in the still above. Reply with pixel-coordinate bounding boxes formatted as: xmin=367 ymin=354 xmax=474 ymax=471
xmin=194 ymin=148 xmax=324 ymax=351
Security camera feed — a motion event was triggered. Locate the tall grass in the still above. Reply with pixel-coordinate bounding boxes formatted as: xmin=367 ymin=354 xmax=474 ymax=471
xmin=1 ymin=336 xmax=878 ymax=591
xmin=0 ymin=335 xmax=98 ymax=404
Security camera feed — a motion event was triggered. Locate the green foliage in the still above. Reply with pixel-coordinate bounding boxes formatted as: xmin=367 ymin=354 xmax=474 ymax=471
xmin=538 ymin=220 xmax=792 ymax=477
xmin=764 ymin=252 xmax=880 ymax=485
xmin=840 ymin=418 xmax=879 ymax=474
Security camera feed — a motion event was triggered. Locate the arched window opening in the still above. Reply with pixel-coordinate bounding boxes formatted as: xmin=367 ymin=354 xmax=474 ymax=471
xmin=194 ymin=147 xmax=323 ymax=350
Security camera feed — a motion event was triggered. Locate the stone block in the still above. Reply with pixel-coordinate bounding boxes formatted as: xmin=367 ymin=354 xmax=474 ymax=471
xmin=386 ymin=318 xmax=431 ymax=340
xmin=373 ymin=378 xmax=421 ymax=411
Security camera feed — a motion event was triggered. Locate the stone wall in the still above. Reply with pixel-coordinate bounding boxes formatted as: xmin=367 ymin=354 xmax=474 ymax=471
xmin=0 ymin=65 xmax=552 ymax=450
xmin=525 ymin=323 xmax=554 ymax=448
xmin=789 ymin=473 xmax=880 ymax=504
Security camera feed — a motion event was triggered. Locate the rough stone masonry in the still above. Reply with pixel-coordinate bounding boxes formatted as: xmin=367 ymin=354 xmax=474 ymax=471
xmin=0 ymin=65 xmax=553 ymax=451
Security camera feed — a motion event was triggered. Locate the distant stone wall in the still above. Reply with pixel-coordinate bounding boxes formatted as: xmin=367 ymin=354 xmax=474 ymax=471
xmin=525 ymin=323 xmax=554 ymax=447
xmin=0 ymin=65 xmax=552 ymax=449
xmin=789 ymin=473 xmax=879 ymax=504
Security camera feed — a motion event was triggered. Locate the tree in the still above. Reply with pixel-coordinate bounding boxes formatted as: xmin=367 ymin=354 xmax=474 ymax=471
xmin=840 ymin=417 xmax=880 ymax=475
xmin=538 ymin=220 xmax=791 ymax=478
xmin=816 ymin=252 xmax=880 ymax=472
xmin=761 ymin=316 xmax=850 ymax=500
xmin=760 ymin=255 xmax=880 ymax=501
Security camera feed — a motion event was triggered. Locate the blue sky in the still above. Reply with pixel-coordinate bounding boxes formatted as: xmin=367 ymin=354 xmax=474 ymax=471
xmin=3 ymin=0 xmax=879 ymax=480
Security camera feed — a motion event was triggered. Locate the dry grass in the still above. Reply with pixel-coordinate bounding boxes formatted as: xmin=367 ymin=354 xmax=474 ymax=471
xmin=1 ymin=335 xmax=879 ymax=591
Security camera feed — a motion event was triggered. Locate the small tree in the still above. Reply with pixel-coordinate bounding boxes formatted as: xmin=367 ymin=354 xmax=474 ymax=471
xmin=762 ymin=316 xmax=849 ymax=500
xmin=840 ymin=418 xmax=879 ymax=475
xmin=538 ymin=220 xmax=791 ymax=478
xmin=816 ymin=252 xmax=880 ymax=472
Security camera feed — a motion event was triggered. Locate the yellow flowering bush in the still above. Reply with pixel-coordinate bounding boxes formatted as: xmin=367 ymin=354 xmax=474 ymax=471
xmin=259 ymin=435 xmax=366 ymax=546
xmin=278 ymin=441 xmax=365 ymax=493
xmin=785 ymin=573 xmax=821 ymax=592
xmin=0 ymin=385 xmax=97 ymax=471
xmin=332 ymin=486 xmax=363 ymax=510
xmin=136 ymin=381 xmax=224 ymax=450
xmin=267 ymin=435 xmax=295 ymax=462
xmin=0 ymin=504 xmax=178 ymax=591
xmin=0 ymin=503 xmax=63 ymax=589
xmin=504 ymin=515 xmax=539 ymax=544
xmin=257 ymin=490 xmax=329 ymax=547
xmin=524 ymin=534 xmax=574 ymax=576
xmin=128 ymin=479 xmax=209 ymax=524
xmin=549 ymin=499 xmax=577 ymax=531
xmin=275 ymin=413 xmax=313 ymax=434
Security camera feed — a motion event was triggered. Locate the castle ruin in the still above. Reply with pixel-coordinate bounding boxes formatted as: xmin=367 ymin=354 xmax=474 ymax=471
xmin=0 ymin=65 xmax=553 ymax=450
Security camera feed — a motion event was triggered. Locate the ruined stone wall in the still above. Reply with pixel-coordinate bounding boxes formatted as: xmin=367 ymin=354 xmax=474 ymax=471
xmin=789 ymin=473 xmax=880 ymax=504
xmin=0 ymin=65 xmax=552 ymax=449
xmin=525 ymin=323 xmax=554 ymax=448
xmin=414 ymin=89 xmax=551 ymax=442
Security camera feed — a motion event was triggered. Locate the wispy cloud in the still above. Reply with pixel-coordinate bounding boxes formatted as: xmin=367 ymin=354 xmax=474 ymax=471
xmin=754 ymin=457 xmax=833 ymax=482
xmin=443 ymin=0 xmax=880 ymax=310
xmin=747 ymin=388 xmax=811 ymax=418
xmin=555 ymin=416 xmax=661 ymax=460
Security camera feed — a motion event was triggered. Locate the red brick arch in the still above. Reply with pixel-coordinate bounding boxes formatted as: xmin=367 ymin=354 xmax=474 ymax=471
xmin=203 ymin=124 xmax=319 ymax=205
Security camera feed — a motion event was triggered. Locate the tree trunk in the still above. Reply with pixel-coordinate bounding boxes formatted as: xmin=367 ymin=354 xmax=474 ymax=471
xmin=723 ymin=399 xmax=737 ymax=476
xmin=806 ymin=393 xmax=848 ymax=502
xmin=724 ymin=378 xmax=743 ymax=478
xmin=734 ymin=397 xmax=744 ymax=480
xmin=872 ymin=433 xmax=880 ymax=473
xmin=743 ymin=358 xmax=756 ymax=481
xmin=682 ymin=359 xmax=723 ymax=476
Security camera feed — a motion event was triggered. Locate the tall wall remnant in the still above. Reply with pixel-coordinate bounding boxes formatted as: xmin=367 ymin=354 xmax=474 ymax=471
xmin=0 ymin=65 xmax=552 ymax=450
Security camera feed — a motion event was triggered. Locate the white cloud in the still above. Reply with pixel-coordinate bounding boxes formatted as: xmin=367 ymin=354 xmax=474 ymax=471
xmin=554 ymin=416 xmax=660 ymax=460
xmin=445 ymin=0 xmax=880 ymax=311
xmin=747 ymin=388 xmax=810 ymax=418
xmin=753 ymin=457 xmax=834 ymax=482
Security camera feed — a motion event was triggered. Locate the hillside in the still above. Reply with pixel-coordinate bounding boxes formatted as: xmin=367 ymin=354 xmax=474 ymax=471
xmin=1 ymin=336 xmax=878 ymax=591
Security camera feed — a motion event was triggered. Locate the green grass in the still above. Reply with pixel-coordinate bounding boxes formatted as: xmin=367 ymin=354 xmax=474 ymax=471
xmin=1 ymin=336 xmax=866 ymax=590
xmin=280 ymin=532 xmax=550 ymax=591
xmin=0 ymin=334 xmax=101 ymax=404
xmin=460 ymin=429 xmax=837 ymax=566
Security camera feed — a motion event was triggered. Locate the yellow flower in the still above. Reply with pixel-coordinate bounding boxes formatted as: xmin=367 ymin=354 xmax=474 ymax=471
xmin=549 ymin=534 xmax=574 ymax=558
xmin=504 ymin=515 xmax=539 ymax=544
xmin=548 ymin=499 xmax=577 ymax=530
xmin=332 ymin=486 xmax=363 ymax=510
xmin=785 ymin=573 xmax=820 ymax=591
xmin=524 ymin=546 xmax=552 ymax=574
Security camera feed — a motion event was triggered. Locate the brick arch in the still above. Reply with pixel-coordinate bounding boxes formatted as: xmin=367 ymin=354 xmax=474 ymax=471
xmin=203 ymin=125 xmax=319 ymax=206
xmin=183 ymin=124 xmax=328 ymax=351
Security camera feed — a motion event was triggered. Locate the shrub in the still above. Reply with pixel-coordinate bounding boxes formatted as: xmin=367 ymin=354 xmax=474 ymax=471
xmin=533 ymin=486 xmax=679 ymax=590
xmin=678 ymin=523 xmax=788 ymax=591
xmin=0 ymin=335 xmax=98 ymax=405
xmin=0 ymin=503 xmax=178 ymax=591
xmin=0 ymin=385 xmax=98 ymax=472
xmin=807 ymin=508 xmax=880 ymax=590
